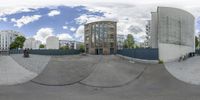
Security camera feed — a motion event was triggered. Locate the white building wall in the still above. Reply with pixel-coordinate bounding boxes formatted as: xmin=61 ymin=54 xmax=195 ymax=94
xmin=150 ymin=12 xmax=158 ymax=48
xmin=157 ymin=7 xmax=195 ymax=62
xmin=159 ymin=43 xmax=194 ymax=62
xmin=46 ymin=36 xmax=59 ymax=49
xmin=0 ymin=30 xmax=23 ymax=50
xmin=24 ymin=38 xmax=42 ymax=49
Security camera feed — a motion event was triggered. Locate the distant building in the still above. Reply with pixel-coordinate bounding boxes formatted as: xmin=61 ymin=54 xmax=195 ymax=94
xmin=59 ymin=40 xmax=82 ymax=50
xmin=117 ymin=34 xmax=125 ymax=50
xmin=148 ymin=7 xmax=195 ymax=62
xmin=46 ymin=36 xmax=59 ymax=49
xmin=23 ymin=38 xmax=42 ymax=49
xmin=84 ymin=21 xmax=117 ymax=55
xmin=145 ymin=20 xmax=151 ymax=47
xmin=0 ymin=30 xmax=23 ymax=50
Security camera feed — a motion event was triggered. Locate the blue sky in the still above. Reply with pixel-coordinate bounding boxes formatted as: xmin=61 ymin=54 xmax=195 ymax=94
xmin=0 ymin=0 xmax=200 ymax=43
xmin=0 ymin=6 xmax=105 ymax=43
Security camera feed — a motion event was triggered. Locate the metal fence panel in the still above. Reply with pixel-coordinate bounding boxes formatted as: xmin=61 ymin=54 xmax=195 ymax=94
xmin=196 ymin=49 xmax=200 ymax=55
xmin=9 ymin=49 xmax=80 ymax=55
xmin=117 ymin=48 xmax=158 ymax=60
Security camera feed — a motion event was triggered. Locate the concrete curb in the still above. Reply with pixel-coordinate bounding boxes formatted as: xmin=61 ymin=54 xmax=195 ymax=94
xmin=116 ymin=54 xmax=158 ymax=64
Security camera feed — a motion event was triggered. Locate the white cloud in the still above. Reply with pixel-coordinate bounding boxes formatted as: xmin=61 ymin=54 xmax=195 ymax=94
xmin=34 ymin=28 xmax=54 ymax=44
xmin=0 ymin=17 xmax=7 ymax=22
xmin=62 ymin=26 xmax=68 ymax=29
xmin=57 ymin=33 xmax=73 ymax=40
xmin=48 ymin=10 xmax=60 ymax=16
xmin=0 ymin=7 xmax=35 ymax=17
xmin=1 ymin=1 xmax=200 ymax=42
xmin=70 ymin=27 xmax=76 ymax=32
xmin=11 ymin=15 xmax=41 ymax=28
xmin=75 ymin=25 xmax=84 ymax=42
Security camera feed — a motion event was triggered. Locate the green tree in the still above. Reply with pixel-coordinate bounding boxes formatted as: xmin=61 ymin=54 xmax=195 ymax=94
xmin=10 ymin=36 xmax=26 ymax=49
xmin=195 ymin=36 xmax=199 ymax=49
xmin=39 ymin=44 xmax=45 ymax=48
xmin=60 ymin=45 xmax=69 ymax=50
xmin=79 ymin=44 xmax=85 ymax=53
xmin=123 ymin=34 xmax=135 ymax=49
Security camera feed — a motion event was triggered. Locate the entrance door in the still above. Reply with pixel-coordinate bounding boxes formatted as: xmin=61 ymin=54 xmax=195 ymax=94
xmin=95 ymin=49 xmax=103 ymax=55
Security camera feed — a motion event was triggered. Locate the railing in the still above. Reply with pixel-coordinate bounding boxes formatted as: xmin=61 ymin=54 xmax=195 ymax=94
xmin=196 ymin=49 xmax=200 ymax=55
xmin=117 ymin=48 xmax=159 ymax=60
xmin=9 ymin=49 xmax=80 ymax=55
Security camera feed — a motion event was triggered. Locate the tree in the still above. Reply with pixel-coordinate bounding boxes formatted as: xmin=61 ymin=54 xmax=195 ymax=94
xmin=123 ymin=34 xmax=135 ymax=49
xmin=39 ymin=44 xmax=45 ymax=48
xmin=195 ymin=36 xmax=200 ymax=49
xmin=79 ymin=44 xmax=85 ymax=53
xmin=10 ymin=36 xmax=26 ymax=49
xmin=60 ymin=45 xmax=69 ymax=50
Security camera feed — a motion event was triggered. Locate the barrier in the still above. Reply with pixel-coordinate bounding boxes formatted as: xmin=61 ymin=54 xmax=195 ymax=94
xmin=9 ymin=49 xmax=80 ymax=55
xmin=117 ymin=48 xmax=159 ymax=60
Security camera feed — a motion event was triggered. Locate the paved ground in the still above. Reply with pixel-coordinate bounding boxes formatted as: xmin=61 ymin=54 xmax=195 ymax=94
xmin=11 ymin=54 xmax=51 ymax=74
xmin=165 ymin=56 xmax=200 ymax=85
xmin=81 ymin=55 xmax=146 ymax=87
xmin=1 ymin=55 xmax=200 ymax=100
xmin=0 ymin=56 xmax=37 ymax=85
xmin=0 ymin=62 xmax=200 ymax=100
xmin=32 ymin=55 xmax=101 ymax=86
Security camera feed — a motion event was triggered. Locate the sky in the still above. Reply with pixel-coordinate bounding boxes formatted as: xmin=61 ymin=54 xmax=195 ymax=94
xmin=0 ymin=0 xmax=200 ymax=44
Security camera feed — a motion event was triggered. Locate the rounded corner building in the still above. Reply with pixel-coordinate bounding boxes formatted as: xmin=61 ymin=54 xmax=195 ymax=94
xmin=149 ymin=7 xmax=195 ymax=62
xmin=84 ymin=21 xmax=117 ymax=55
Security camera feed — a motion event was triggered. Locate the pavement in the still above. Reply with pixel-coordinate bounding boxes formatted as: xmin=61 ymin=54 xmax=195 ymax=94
xmin=1 ymin=55 xmax=200 ymax=99
xmin=80 ymin=55 xmax=147 ymax=87
xmin=0 ymin=56 xmax=37 ymax=85
xmin=32 ymin=55 xmax=101 ymax=86
xmin=10 ymin=54 xmax=51 ymax=74
xmin=165 ymin=56 xmax=200 ymax=85
xmin=0 ymin=61 xmax=200 ymax=100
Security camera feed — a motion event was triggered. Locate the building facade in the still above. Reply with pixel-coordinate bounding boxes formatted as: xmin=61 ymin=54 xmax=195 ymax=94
xmin=145 ymin=20 xmax=151 ymax=48
xmin=84 ymin=21 xmax=117 ymax=55
xmin=0 ymin=30 xmax=23 ymax=50
xmin=148 ymin=7 xmax=195 ymax=62
xmin=46 ymin=36 xmax=59 ymax=49
xmin=23 ymin=38 xmax=42 ymax=49
xmin=59 ymin=40 xmax=82 ymax=50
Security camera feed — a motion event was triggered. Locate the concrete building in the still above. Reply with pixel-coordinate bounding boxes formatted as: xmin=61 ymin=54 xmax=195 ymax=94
xmin=0 ymin=30 xmax=23 ymax=50
xmin=145 ymin=20 xmax=151 ymax=48
xmin=117 ymin=34 xmax=125 ymax=50
xmin=149 ymin=7 xmax=195 ymax=62
xmin=46 ymin=36 xmax=59 ymax=49
xmin=59 ymin=40 xmax=82 ymax=50
xmin=23 ymin=38 xmax=42 ymax=49
xmin=84 ymin=21 xmax=117 ymax=55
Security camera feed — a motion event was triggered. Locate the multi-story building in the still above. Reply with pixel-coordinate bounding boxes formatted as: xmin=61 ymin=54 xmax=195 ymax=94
xmin=59 ymin=40 xmax=82 ymax=50
xmin=0 ymin=30 xmax=23 ymax=50
xmin=84 ymin=21 xmax=117 ymax=55
xmin=117 ymin=34 xmax=125 ymax=50
xmin=145 ymin=20 xmax=151 ymax=48
xmin=148 ymin=7 xmax=195 ymax=62
xmin=23 ymin=38 xmax=42 ymax=49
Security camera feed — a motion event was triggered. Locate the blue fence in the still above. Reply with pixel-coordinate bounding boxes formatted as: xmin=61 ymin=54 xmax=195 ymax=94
xmin=9 ymin=49 xmax=80 ymax=55
xmin=196 ymin=49 xmax=200 ymax=55
xmin=117 ymin=48 xmax=159 ymax=60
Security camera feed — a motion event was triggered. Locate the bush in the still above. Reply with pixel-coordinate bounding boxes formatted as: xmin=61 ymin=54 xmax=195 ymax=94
xmin=158 ymin=59 xmax=164 ymax=64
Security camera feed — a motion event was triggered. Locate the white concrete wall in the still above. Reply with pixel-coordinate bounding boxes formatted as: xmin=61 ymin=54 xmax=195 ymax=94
xmin=24 ymin=38 xmax=41 ymax=49
xmin=46 ymin=36 xmax=59 ymax=49
xmin=159 ymin=43 xmax=195 ymax=62
xmin=150 ymin=12 xmax=158 ymax=48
